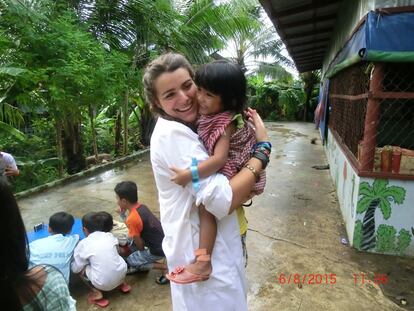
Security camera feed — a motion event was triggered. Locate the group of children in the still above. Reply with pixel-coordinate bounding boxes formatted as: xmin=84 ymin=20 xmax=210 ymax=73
xmin=28 ymin=181 xmax=167 ymax=308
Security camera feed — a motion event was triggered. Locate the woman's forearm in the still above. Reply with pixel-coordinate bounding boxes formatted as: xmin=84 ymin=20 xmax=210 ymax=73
xmin=228 ymin=157 xmax=262 ymax=214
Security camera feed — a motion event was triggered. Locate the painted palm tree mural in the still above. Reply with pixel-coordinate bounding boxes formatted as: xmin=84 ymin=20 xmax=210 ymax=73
xmin=356 ymin=179 xmax=406 ymax=250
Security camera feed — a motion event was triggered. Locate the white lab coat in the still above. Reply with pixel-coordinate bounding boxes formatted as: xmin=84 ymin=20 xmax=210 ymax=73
xmin=150 ymin=117 xmax=247 ymax=311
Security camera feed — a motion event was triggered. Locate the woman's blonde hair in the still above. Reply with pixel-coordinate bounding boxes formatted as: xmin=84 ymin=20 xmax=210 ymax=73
xmin=143 ymin=53 xmax=194 ymax=117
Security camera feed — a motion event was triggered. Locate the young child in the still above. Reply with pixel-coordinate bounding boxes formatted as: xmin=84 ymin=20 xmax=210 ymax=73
xmin=29 ymin=212 xmax=79 ymax=284
xmin=114 ymin=181 xmax=169 ymax=284
xmin=71 ymin=211 xmax=130 ymax=307
xmin=167 ymin=60 xmax=269 ymax=284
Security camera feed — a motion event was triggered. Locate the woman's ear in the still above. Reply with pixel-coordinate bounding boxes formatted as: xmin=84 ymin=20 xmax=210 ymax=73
xmin=154 ymin=99 xmax=162 ymax=109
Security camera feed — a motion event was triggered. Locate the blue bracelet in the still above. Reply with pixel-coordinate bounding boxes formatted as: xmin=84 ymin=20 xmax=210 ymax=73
xmin=254 ymin=141 xmax=272 ymax=151
xmin=190 ymin=158 xmax=200 ymax=192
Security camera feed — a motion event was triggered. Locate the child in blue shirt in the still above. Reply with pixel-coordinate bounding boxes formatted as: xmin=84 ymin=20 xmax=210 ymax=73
xmin=29 ymin=212 xmax=79 ymax=283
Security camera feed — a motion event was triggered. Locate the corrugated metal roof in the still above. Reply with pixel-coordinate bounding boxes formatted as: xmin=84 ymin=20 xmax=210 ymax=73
xmin=260 ymin=0 xmax=342 ymax=72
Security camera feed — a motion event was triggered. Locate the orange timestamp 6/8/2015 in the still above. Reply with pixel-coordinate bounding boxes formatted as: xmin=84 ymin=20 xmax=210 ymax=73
xmin=277 ymin=273 xmax=337 ymax=285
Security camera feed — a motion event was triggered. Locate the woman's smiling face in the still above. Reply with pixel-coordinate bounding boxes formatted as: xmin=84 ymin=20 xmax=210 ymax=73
xmin=155 ymin=68 xmax=198 ymax=124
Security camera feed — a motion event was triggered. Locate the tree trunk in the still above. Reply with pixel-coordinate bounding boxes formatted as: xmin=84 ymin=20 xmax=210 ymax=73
xmin=88 ymin=105 xmax=99 ymax=162
xmin=55 ymin=120 xmax=64 ymax=177
xmin=114 ymin=110 xmax=122 ymax=156
xmin=361 ymin=198 xmax=380 ymax=250
xmin=140 ymin=105 xmax=156 ymax=146
xmin=63 ymin=121 xmax=86 ymax=174
xmin=122 ymin=90 xmax=129 ymax=155
xmin=303 ymin=87 xmax=312 ymax=122
xmin=122 ymin=43 xmax=141 ymax=155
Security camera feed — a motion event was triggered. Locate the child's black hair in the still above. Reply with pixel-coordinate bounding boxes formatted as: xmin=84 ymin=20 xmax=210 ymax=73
xmin=114 ymin=181 xmax=138 ymax=203
xmin=49 ymin=212 xmax=75 ymax=235
xmin=96 ymin=211 xmax=113 ymax=232
xmin=82 ymin=211 xmax=113 ymax=233
xmin=195 ymin=60 xmax=247 ymax=114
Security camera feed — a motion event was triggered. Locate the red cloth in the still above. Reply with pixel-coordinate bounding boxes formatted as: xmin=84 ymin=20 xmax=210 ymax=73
xmin=197 ymin=112 xmax=266 ymax=194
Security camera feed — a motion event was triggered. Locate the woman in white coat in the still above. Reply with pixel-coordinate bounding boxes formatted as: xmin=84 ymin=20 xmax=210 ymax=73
xmin=143 ymin=53 xmax=270 ymax=311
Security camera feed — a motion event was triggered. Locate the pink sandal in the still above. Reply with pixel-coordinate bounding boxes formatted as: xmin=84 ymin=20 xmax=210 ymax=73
xmin=87 ymin=292 xmax=110 ymax=308
xmin=166 ymin=249 xmax=211 ymax=284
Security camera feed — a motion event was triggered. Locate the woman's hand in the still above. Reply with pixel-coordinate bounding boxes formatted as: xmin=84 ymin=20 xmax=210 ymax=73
xmin=246 ymin=108 xmax=268 ymax=142
xmin=4 ymin=165 xmax=19 ymax=176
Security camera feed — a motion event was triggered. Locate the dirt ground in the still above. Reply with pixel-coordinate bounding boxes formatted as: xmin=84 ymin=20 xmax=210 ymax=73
xmin=18 ymin=122 xmax=414 ymax=310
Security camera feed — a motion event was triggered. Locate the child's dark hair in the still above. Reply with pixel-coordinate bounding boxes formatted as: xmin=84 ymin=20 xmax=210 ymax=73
xmin=114 ymin=181 xmax=138 ymax=203
xmin=82 ymin=212 xmax=113 ymax=233
xmin=195 ymin=60 xmax=247 ymax=114
xmin=49 ymin=212 xmax=74 ymax=235
xmin=96 ymin=211 xmax=113 ymax=232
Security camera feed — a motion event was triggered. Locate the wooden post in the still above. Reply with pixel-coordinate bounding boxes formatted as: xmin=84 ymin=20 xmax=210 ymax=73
xmin=360 ymin=63 xmax=384 ymax=171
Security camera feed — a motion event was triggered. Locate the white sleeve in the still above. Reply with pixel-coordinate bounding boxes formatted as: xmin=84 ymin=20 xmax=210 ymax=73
xmin=4 ymin=153 xmax=17 ymax=169
xmin=152 ymin=120 xmax=232 ymax=220
xmin=71 ymin=241 xmax=88 ymax=273
xmin=195 ymin=174 xmax=232 ymax=220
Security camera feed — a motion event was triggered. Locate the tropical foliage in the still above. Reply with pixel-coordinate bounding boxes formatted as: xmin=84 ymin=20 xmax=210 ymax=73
xmin=248 ymin=75 xmax=304 ymax=121
xmin=1 ymin=0 xmax=309 ymax=192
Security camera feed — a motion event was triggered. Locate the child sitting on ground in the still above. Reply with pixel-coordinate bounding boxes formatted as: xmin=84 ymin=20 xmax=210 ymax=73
xmin=29 ymin=212 xmax=79 ymax=284
xmin=71 ymin=211 xmax=130 ymax=307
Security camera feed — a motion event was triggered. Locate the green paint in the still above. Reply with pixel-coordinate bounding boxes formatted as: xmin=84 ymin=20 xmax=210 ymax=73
xmin=397 ymin=229 xmax=412 ymax=255
xmin=351 ymin=175 xmax=356 ymax=218
xmin=353 ymin=220 xmax=363 ymax=249
xmin=375 ymin=226 xmax=412 ymax=255
xmin=351 ymin=175 xmax=356 ymax=201
xmin=357 ymin=179 xmax=406 ymax=252
xmin=357 ymin=179 xmax=406 ymax=219
xmin=376 ymin=224 xmax=397 ymax=253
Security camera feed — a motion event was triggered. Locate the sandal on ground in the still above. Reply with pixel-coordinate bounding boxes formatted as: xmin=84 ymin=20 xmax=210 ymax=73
xmin=156 ymin=275 xmax=170 ymax=285
xmin=87 ymin=292 xmax=110 ymax=308
xmin=166 ymin=248 xmax=211 ymax=284
xmin=117 ymin=282 xmax=131 ymax=293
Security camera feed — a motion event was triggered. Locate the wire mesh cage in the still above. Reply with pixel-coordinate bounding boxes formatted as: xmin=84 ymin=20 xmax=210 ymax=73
xmin=329 ymin=62 xmax=414 ymax=175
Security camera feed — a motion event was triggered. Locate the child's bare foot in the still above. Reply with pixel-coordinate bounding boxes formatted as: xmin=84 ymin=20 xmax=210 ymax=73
xmin=87 ymin=290 xmax=110 ymax=308
xmin=89 ymin=289 xmax=103 ymax=301
xmin=117 ymin=282 xmax=131 ymax=293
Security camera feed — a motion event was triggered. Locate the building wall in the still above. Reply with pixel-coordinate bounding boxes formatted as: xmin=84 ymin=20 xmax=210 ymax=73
xmin=326 ymin=129 xmax=414 ymax=257
xmin=326 ymin=130 xmax=360 ymax=244
xmin=322 ymin=0 xmax=414 ymax=76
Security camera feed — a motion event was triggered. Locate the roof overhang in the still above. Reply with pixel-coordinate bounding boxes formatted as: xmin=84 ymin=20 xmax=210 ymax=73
xmin=260 ymin=0 xmax=342 ymax=72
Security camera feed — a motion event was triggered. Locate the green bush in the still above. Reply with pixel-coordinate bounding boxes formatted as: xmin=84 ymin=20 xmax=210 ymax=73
xmin=376 ymin=224 xmax=397 ymax=253
xmin=397 ymin=229 xmax=412 ymax=255
xmin=247 ymin=76 xmax=304 ymax=121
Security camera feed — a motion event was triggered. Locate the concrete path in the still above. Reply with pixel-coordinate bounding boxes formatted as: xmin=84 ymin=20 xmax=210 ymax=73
xmin=18 ymin=122 xmax=413 ymax=310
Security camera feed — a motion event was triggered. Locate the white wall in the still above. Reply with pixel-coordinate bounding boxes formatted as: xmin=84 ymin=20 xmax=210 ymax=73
xmin=326 ymin=129 xmax=414 ymax=257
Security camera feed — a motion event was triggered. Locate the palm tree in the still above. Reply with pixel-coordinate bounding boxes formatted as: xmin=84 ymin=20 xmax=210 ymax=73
xmin=76 ymin=0 xmax=258 ymax=151
xmin=221 ymin=2 xmax=293 ymax=77
xmin=300 ymin=71 xmax=320 ymax=121
xmin=357 ymin=179 xmax=406 ymax=250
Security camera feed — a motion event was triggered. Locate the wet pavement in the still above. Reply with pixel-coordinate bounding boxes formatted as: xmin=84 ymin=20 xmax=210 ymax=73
xmin=18 ymin=122 xmax=413 ymax=310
